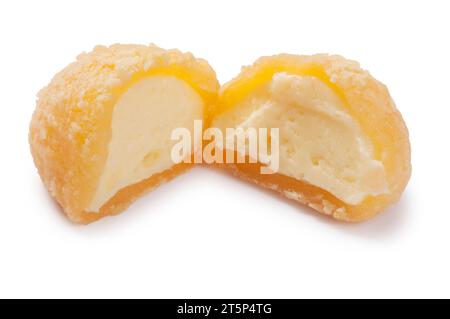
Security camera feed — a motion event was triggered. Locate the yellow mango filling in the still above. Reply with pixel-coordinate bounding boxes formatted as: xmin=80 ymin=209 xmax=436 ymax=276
xmin=213 ymin=72 xmax=389 ymax=205
xmin=87 ymin=75 xmax=203 ymax=212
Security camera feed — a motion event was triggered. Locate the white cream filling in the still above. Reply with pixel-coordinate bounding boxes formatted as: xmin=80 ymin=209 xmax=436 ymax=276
xmin=87 ymin=75 xmax=203 ymax=212
xmin=213 ymin=73 xmax=388 ymax=205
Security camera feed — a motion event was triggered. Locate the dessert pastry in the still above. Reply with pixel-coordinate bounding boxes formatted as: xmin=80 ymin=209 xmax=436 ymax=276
xmin=29 ymin=44 xmax=219 ymax=224
xmin=212 ymin=54 xmax=411 ymax=221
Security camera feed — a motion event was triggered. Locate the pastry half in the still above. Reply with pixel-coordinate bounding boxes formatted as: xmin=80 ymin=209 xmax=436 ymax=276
xmin=29 ymin=44 xmax=219 ymax=224
xmin=211 ymin=54 xmax=411 ymax=221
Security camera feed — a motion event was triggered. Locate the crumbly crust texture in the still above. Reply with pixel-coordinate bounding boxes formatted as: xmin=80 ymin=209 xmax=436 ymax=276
xmin=216 ymin=54 xmax=411 ymax=221
xmin=29 ymin=44 xmax=219 ymax=224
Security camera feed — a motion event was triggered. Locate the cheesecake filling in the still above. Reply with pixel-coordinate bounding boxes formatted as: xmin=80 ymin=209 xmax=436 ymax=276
xmin=87 ymin=75 xmax=203 ymax=212
xmin=213 ymin=72 xmax=388 ymax=205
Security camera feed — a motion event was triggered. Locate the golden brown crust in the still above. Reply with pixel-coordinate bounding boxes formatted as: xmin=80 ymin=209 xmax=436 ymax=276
xmin=72 ymin=163 xmax=192 ymax=224
xmin=29 ymin=44 xmax=219 ymax=223
xmin=215 ymin=54 xmax=411 ymax=222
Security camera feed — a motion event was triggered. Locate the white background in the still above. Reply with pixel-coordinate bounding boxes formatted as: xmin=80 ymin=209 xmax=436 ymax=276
xmin=0 ymin=0 xmax=449 ymax=298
